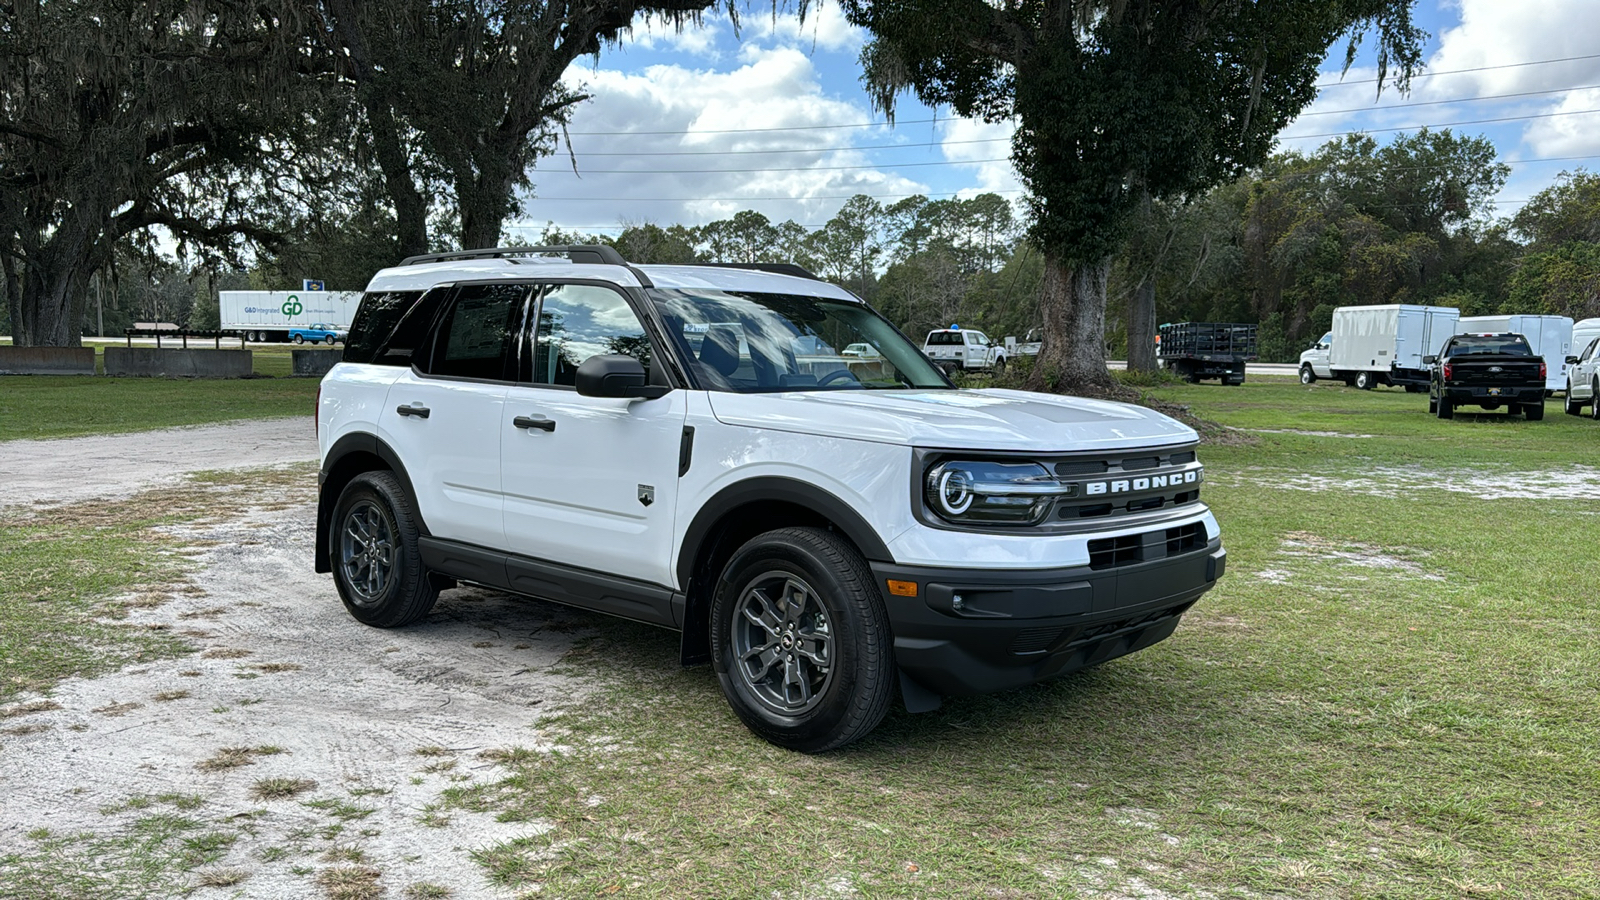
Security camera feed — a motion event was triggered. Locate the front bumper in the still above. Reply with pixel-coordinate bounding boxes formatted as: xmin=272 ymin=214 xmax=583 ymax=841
xmin=871 ymin=538 xmax=1224 ymax=699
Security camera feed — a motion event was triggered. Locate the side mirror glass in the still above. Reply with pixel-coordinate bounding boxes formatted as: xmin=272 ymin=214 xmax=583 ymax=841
xmin=575 ymin=354 xmax=669 ymax=399
xmin=1566 ymin=355 xmax=1580 ymax=365
xmin=1422 ymin=355 xmax=1438 ymax=365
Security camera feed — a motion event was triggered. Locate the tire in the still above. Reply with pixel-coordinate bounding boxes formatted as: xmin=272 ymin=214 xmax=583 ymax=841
xmin=1299 ymin=365 xmax=1316 ymax=385
xmin=325 ymin=335 xmax=337 ymax=346
xmin=993 ymin=356 xmax=1006 ymax=375
xmin=1428 ymin=394 xmax=1438 ymax=413
xmin=1591 ymin=378 xmax=1600 ymax=420
xmin=1525 ymin=401 xmax=1545 ymax=421
xmin=1436 ymin=397 xmax=1454 ymax=420
xmin=1566 ymin=382 xmax=1581 ymax=415
xmin=329 ymin=471 xmax=439 ymax=628
xmin=1354 ymin=371 xmax=1375 ymax=390
xmin=710 ymin=527 xmax=894 ymax=753
xmin=293 ymin=334 xmax=305 ymax=344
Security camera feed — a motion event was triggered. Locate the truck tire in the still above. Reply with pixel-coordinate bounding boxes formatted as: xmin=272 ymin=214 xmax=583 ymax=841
xmin=1299 ymin=365 xmax=1316 ymax=384
xmin=326 ymin=335 xmax=337 ymax=346
xmin=293 ymin=334 xmax=305 ymax=344
xmin=1592 ymin=378 xmax=1600 ymax=420
xmin=329 ymin=471 xmax=439 ymax=628
xmin=993 ymin=356 xmax=1006 ymax=375
xmin=1354 ymin=371 xmax=1376 ymax=390
xmin=1566 ymin=382 xmax=1581 ymax=415
xmin=710 ymin=527 xmax=894 ymax=753
xmin=1525 ymin=401 xmax=1545 ymax=421
xmin=1436 ymin=397 xmax=1453 ymax=420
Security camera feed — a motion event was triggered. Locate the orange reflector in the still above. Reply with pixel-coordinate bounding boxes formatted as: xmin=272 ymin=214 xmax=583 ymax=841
xmin=886 ymin=580 xmax=918 ymax=597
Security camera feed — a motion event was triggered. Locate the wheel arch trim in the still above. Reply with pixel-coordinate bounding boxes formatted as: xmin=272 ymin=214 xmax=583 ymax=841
xmin=315 ymin=433 xmax=428 ymax=573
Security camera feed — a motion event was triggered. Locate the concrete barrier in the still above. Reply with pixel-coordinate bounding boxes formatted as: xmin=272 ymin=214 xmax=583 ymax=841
xmin=291 ymin=349 xmax=343 ymax=377
xmin=0 ymin=346 xmax=96 ymax=375
xmin=104 ymin=348 xmax=253 ymax=378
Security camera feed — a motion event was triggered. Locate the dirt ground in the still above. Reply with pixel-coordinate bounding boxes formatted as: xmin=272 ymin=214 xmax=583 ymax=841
xmin=0 ymin=419 xmax=606 ymax=898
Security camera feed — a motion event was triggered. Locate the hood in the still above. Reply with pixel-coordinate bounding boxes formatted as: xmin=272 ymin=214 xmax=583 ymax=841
xmin=707 ymin=388 xmax=1196 ymax=452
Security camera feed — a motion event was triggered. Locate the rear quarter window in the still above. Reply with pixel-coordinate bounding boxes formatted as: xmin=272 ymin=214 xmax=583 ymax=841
xmin=343 ymin=290 xmax=447 ymax=366
xmin=925 ymin=332 xmax=963 ymax=346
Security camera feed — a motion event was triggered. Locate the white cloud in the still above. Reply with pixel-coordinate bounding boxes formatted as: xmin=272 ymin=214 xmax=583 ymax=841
xmin=517 ymin=47 xmax=925 ymax=232
xmin=1522 ymin=87 xmax=1600 ymax=157
xmin=744 ymin=4 xmax=864 ymax=54
xmin=621 ymin=16 xmax=725 ymax=58
xmin=936 ymin=117 xmax=1020 ymax=196
xmin=1426 ymin=0 xmax=1600 ymax=98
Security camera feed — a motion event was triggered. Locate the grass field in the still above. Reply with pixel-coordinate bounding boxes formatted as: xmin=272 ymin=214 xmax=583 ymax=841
xmin=0 ymin=344 xmax=320 ymax=441
xmin=2 ymin=375 xmax=1597 ymax=898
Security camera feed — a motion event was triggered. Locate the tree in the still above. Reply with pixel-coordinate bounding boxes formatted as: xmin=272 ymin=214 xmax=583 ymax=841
xmin=841 ymin=0 xmax=1424 ymax=392
xmin=1 ymin=0 xmax=326 ymax=346
xmin=320 ymin=0 xmax=726 ymax=255
xmin=1513 ymin=170 xmax=1600 ymax=248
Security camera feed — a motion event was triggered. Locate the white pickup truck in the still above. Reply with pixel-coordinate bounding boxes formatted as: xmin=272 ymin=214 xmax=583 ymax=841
xmin=924 ymin=327 xmax=1008 ymax=374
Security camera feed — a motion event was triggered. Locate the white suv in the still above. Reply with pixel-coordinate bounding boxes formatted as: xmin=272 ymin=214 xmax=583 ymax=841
xmin=315 ymin=246 xmax=1226 ymax=751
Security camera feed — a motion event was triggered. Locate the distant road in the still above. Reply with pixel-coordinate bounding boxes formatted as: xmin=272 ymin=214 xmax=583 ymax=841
xmin=1108 ymin=360 xmax=1299 ymax=377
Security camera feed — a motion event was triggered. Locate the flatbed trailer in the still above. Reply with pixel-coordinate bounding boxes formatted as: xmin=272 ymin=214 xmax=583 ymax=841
xmin=1157 ymin=322 xmax=1258 ymax=385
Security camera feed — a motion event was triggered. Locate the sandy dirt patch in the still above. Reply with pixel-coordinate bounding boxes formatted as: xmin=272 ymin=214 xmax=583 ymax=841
xmin=1221 ymin=464 xmax=1600 ymax=501
xmin=0 ymin=417 xmax=317 ymax=509
xmin=0 ymin=486 xmax=612 ymax=897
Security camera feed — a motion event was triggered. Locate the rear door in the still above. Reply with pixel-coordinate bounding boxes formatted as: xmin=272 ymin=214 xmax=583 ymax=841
xmin=500 ymin=282 xmax=688 ymax=605
xmin=380 ymin=282 xmax=530 ymax=551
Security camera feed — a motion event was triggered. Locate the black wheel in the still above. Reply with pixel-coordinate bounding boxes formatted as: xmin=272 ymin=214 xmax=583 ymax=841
xmin=1436 ymin=397 xmax=1454 ymax=419
xmin=1428 ymin=394 xmax=1438 ymax=413
xmin=1592 ymin=379 xmax=1600 ymax=420
xmin=330 ymin=471 xmax=438 ymax=628
xmin=1355 ymin=371 xmax=1375 ymax=390
xmin=710 ymin=527 xmax=894 ymax=753
xmin=993 ymin=356 xmax=1006 ymax=375
xmin=1525 ymin=401 xmax=1545 ymax=421
xmin=293 ymin=334 xmax=305 ymax=345
xmin=1566 ymin=382 xmax=1581 ymax=415
xmin=1299 ymin=365 xmax=1316 ymax=385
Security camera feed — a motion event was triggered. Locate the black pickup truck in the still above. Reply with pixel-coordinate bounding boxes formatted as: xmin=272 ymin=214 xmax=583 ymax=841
xmin=1426 ymin=333 xmax=1547 ymax=420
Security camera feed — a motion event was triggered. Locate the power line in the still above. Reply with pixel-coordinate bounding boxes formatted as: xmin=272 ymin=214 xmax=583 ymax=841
xmin=560 ymin=138 xmax=1005 ymax=157
xmin=1299 ymin=83 xmax=1600 ymax=117
xmin=534 ymin=156 xmax=1012 ymax=175
xmin=1314 ymin=52 xmax=1600 ymax=89
xmin=1280 ymin=106 xmax=1600 ymax=141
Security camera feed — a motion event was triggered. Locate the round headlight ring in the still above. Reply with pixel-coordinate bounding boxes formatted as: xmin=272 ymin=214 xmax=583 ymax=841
xmin=937 ymin=468 xmax=973 ymax=515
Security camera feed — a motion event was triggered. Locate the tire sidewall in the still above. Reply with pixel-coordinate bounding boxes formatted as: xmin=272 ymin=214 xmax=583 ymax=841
xmin=329 ymin=472 xmax=434 ymax=627
xmin=710 ymin=531 xmax=886 ymax=751
xmin=1300 ymin=365 xmax=1314 ymax=384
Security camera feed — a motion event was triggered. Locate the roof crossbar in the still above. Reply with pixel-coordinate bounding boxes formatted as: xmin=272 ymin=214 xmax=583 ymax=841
xmin=399 ymin=245 xmax=628 ymax=267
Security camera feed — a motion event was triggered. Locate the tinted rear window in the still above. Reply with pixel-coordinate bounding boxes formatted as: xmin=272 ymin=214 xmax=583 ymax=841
xmin=343 ymin=291 xmax=423 ymax=364
xmin=1449 ymin=335 xmax=1533 ymax=356
xmin=926 ymin=332 xmax=964 ymax=345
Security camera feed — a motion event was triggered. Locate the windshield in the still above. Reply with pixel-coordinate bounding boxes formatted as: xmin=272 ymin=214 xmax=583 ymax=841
xmin=648 ymin=289 xmax=951 ymax=392
xmin=1449 ymin=335 xmax=1533 ymax=356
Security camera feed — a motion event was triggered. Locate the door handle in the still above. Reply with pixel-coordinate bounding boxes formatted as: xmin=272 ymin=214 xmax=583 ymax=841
xmin=396 ymin=404 xmax=430 ymax=418
xmin=513 ymin=415 xmax=556 ymax=432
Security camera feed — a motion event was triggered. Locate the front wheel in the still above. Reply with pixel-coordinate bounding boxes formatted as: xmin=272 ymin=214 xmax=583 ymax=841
xmin=1592 ymin=379 xmax=1600 ymax=420
xmin=1299 ymin=365 xmax=1316 ymax=385
xmin=330 ymin=471 xmax=439 ymax=628
xmin=1566 ymin=382 xmax=1581 ymax=415
xmin=325 ymin=335 xmax=337 ymax=345
xmin=710 ymin=527 xmax=894 ymax=753
xmin=992 ymin=356 xmax=1006 ymax=375
xmin=1355 ymin=371 xmax=1376 ymax=390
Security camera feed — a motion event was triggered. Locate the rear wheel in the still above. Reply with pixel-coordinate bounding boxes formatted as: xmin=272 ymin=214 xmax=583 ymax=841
xmin=1436 ymin=397 xmax=1454 ymax=419
xmin=1525 ymin=401 xmax=1545 ymax=421
xmin=1299 ymin=365 xmax=1316 ymax=385
xmin=711 ymin=527 xmax=894 ymax=753
xmin=330 ymin=471 xmax=438 ymax=628
xmin=1354 ymin=371 xmax=1376 ymax=390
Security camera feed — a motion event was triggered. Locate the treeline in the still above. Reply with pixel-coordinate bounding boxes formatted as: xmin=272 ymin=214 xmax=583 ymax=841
xmin=26 ymin=128 xmax=1600 ymax=363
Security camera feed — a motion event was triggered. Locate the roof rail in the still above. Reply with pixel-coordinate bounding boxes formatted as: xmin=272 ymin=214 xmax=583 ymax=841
xmin=399 ymin=245 xmax=628 ymax=267
xmin=697 ymin=262 xmax=822 ymax=281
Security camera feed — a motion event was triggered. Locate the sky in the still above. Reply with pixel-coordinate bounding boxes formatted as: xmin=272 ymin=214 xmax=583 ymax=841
xmin=510 ymin=0 xmax=1600 ymax=240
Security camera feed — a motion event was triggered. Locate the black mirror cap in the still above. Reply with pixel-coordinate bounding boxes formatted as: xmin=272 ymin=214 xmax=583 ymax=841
xmin=1566 ymin=355 xmax=1580 ymax=365
xmin=575 ymin=354 xmax=669 ymax=399
xmin=1422 ymin=355 xmax=1438 ymax=365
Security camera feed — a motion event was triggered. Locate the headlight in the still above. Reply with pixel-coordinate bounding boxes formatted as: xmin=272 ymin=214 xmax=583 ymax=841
xmin=924 ymin=461 xmax=1069 ymax=526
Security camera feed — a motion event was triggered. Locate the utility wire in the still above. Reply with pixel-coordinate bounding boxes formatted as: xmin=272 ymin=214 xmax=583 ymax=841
xmin=1313 ymin=52 xmax=1600 ymax=89
xmin=1281 ymin=106 xmax=1600 ymax=141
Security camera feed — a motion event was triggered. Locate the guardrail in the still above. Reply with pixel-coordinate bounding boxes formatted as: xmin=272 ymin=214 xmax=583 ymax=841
xmin=124 ymin=328 xmax=247 ymax=349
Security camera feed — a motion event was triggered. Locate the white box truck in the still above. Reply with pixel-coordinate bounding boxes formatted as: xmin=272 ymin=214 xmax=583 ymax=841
xmin=1456 ymin=315 xmax=1573 ymax=394
xmin=219 ymin=291 xmax=360 ymax=343
xmin=1330 ymin=304 xmax=1460 ymax=390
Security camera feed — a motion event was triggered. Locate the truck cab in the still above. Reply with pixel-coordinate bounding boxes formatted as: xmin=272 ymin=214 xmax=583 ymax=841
xmin=923 ymin=327 xmax=1007 ymax=374
xmin=1299 ymin=332 xmax=1332 ymax=383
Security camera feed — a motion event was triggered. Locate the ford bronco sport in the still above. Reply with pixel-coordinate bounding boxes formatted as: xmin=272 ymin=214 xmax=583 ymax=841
xmin=316 ymin=246 xmax=1226 ymax=752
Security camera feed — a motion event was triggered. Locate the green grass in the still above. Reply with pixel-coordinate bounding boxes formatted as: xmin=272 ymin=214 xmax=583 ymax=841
xmin=438 ymin=377 xmax=1600 ymax=899
xmin=0 ymin=371 xmax=318 ymax=441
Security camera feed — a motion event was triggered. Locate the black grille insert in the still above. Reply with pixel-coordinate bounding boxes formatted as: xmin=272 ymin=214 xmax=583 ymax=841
xmin=1088 ymin=534 xmax=1142 ymax=570
xmin=1166 ymin=523 xmax=1203 ymax=555
xmin=1055 ymin=460 xmax=1109 ymax=477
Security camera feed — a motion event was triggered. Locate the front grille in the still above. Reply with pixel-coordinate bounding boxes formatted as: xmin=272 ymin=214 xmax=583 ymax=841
xmin=1166 ymin=523 xmax=1203 ymax=555
xmin=1055 ymin=460 xmax=1109 ymax=477
xmin=1088 ymin=534 xmax=1142 ymax=570
xmin=1010 ymin=626 xmax=1063 ymax=655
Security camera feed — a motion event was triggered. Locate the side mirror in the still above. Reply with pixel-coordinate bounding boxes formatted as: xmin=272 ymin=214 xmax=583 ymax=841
xmin=1566 ymin=355 xmax=1580 ymax=365
xmin=1422 ymin=355 xmax=1438 ymax=365
xmin=575 ymin=355 xmax=669 ymax=399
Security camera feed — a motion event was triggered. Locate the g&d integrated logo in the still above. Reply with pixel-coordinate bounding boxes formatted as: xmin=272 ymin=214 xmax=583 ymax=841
xmin=281 ymin=294 xmax=303 ymax=317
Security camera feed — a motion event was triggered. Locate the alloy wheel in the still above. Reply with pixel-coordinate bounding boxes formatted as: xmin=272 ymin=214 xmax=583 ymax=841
xmin=731 ymin=571 xmax=835 ymax=715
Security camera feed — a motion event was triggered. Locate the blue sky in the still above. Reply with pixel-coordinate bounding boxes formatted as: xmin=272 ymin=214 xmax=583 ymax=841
xmin=511 ymin=0 xmax=1600 ymax=239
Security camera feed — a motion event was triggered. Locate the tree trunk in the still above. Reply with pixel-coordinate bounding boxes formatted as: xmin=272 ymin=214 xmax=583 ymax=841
xmin=1127 ymin=275 xmax=1158 ymax=372
xmin=1029 ymin=251 xmax=1117 ymax=393
xmin=366 ymin=97 xmax=430 ymax=259
xmin=13 ymin=219 xmax=99 ymax=347
xmin=458 ymin=157 xmax=514 ymax=250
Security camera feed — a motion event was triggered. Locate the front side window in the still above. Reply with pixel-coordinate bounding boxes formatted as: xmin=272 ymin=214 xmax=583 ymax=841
xmin=1583 ymin=338 xmax=1599 ymax=363
xmin=424 ymin=283 xmax=528 ymax=380
xmin=650 ymin=289 xmax=949 ymax=392
xmin=531 ymin=284 xmax=651 ymax=386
